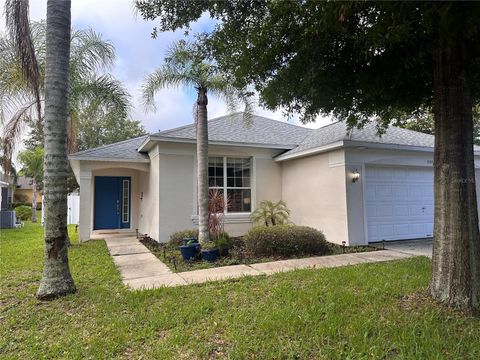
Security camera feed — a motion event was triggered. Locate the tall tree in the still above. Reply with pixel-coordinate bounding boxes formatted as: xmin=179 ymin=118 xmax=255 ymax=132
xmin=75 ymin=108 xmax=146 ymax=151
xmin=6 ymin=0 xmax=76 ymax=299
xmin=0 ymin=21 xmax=131 ymax=168
xmin=141 ymin=40 xmax=251 ymax=244
xmin=394 ymin=107 xmax=480 ymax=146
xmin=18 ymin=147 xmax=43 ymax=222
xmin=136 ymin=1 xmax=480 ymax=310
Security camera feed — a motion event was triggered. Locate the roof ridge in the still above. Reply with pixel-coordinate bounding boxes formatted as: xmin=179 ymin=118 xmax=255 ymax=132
xmin=70 ymin=134 xmax=149 ymax=157
xmin=389 ymin=123 xmax=434 ymax=137
xmin=156 ymin=112 xmax=313 ymax=137
xmin=247 ymin=113 xmax=315 ymax=130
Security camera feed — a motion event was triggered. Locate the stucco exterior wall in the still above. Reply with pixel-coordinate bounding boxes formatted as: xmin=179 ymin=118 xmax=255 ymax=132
xmin=138 ymin=145 xmax=160 ymax=241
xmin=151 ymin=142 xmax=284 ymax=242
xmin=280 ymin=149 xmax=349 ymax=245
xmin=157 ymin=153 xmax=195 ymax=241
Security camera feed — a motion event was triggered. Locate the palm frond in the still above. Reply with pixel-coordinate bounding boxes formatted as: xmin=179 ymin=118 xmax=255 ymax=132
xmin=5 ymin=0 xmax=42 ymax=120
xmin=141 ymin=67 xmax=197 ymax=111
xmin=251 ymin=200 xmax=291 ymax=226
xmin=69 ymin=28 xmax=115 ymax=78
xmin=71 ymin=74 xmax=132 ymax=118
xmin=209 ymin=79 xmax=255 ymax=125
xmin=1 ymin=99 xmax=39 ymax=175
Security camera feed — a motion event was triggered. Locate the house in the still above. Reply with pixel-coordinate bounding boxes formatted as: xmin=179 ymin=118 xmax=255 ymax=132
xmin=0 ymin=178 xmax=10 ymax=210
xmin=0 ymin=172 xmax=15 ymax=229
xmin=69 ymin=113 xmax=480 ymax=245
xmin=14 ymin=176 xmax=42 ymax=207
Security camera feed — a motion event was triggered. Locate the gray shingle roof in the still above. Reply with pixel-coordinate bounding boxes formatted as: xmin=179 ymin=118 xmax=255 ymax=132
xmin=69 ymin=135 xmax=149 ymax=162
xmin=70 ymin=113 xmax=467 ymax=163
xmin=153 ymin=113 xmax=312 ymax=147
xmin=280 ymin=121 xmax=437 ymax=157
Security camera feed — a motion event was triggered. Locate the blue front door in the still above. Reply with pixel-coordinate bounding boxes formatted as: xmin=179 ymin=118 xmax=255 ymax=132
xmin=94 ymin=176 xmax=131 ymax=230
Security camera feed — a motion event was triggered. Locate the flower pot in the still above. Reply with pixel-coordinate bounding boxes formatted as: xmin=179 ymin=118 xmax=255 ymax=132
xmin=179 ymin=244 xmax=198 ymax=261
xmin=201 ymin=248 xmax=220 ymax=262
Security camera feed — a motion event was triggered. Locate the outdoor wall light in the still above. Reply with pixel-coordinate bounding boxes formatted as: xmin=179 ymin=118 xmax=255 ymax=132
xmin=352 ymin=170 xmax=360 ymax=183
xmin=140 ymin=192 xmax=144 ymax=200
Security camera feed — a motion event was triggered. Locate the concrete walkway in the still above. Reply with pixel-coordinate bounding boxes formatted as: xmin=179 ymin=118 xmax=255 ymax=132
xmin=383 ymin=238 xmax=432 ymax=258
xmin=104 ymin=237 xmax=415 ymax=290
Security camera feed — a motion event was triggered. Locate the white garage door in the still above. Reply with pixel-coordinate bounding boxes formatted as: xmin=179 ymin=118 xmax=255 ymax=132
xmin=366 ymin=166 xmax=434 ymax=242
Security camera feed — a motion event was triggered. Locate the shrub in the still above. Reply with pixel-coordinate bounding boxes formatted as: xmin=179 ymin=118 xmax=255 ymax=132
xmin=244 ymin=225 xmax=329 ymax=257
xmin=10 ymin=202 xmax=42 ymax=210
xmin=15 ymin=205 xmax=32 ymax=221
xmin=168 ymin=229 xmax=199 ymax=248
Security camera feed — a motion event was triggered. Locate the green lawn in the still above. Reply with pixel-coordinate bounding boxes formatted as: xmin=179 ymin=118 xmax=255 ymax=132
xmin=1 ymin=222 xmax=479 ymax=359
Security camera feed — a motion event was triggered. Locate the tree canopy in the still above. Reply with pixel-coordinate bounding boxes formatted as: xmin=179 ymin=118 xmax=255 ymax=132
xmin=18 ymin=147 xmax=43 ymax=188
xmin=136 ymin=1 xmax=480 ymax=125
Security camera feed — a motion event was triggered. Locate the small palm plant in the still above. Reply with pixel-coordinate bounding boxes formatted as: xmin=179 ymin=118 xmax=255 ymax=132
xmin=251 ymin=200 xmax=291 ymax=227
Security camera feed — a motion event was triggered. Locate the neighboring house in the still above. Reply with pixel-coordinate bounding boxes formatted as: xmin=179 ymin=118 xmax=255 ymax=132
xmin=14 ymin=176 xmax=43 ymax=206
xmin=0 ymin=173 xmax=16 ymax=229
xmin=0 ymin=179 xmax=11 ymax=210
xmin=69 ymin=113 xmax=480 ymax=245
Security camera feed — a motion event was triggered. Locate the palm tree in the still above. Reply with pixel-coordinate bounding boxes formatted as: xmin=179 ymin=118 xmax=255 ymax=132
xmin=18 ymin=147 xmax=43 ymax=222
xmin=142 ymin=40 xmax=252 ymax=244
xmin=251 ymin=200 xmax=291 ymax=227
xmin=6 ymin=0 xmax=76 ymax=299
xmin=0 ymin=21 xmax=131 ymax=168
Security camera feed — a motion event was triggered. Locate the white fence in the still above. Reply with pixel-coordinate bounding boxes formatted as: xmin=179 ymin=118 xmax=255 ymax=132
xmin=41 ymin=194 xmax=80 ymax=225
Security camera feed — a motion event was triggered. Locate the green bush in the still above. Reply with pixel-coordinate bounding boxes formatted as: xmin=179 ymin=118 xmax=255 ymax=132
xmin=244 ymin=225 xmax=329 ymax=257
xmin=15 ymin=205 xmax=32 ymax=221
xmin=10 ymin=202 xmax=42 ymax=210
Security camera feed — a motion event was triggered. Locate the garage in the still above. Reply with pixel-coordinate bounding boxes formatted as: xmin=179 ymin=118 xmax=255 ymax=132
xmin=365 ymin=165 xmax=434 ymax=242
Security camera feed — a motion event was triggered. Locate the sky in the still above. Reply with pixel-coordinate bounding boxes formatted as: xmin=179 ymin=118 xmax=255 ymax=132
xmin=0 ymin=0 xmax=334 ymax=133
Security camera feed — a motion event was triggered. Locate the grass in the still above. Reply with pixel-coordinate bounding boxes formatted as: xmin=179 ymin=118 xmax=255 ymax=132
xmin=1 ymin=222 xmax=480 ymax=359
xmin=142 ymin=236 xmax=378 ymax=273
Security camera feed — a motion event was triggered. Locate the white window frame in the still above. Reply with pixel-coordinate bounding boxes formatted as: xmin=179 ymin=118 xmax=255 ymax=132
xmin=122 ymin=179 xmax=130 ymax=223
xmin=208 ymin=156 xmax=252 ymax=214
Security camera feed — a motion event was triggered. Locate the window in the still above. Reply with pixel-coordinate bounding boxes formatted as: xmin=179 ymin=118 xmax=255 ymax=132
xmin=122 ymin=179 xmax=130 ymax=223
xmin=208 ymin=157 xmax=252 ymax=213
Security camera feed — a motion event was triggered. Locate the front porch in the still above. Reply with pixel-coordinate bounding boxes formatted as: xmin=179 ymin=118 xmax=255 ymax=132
xmin=70 ymin=160 xmax=149 ymax=242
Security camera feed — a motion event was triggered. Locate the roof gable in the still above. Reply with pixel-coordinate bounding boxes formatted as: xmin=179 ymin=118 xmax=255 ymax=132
xmin=69 ymin=135 xmax=149 ymax=162
xmin=277 ymin=121 xmax=438 ymax=159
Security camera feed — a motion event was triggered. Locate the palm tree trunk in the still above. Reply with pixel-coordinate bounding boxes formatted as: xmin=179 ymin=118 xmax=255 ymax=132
xmin=31 ymin=180 xmax=37 ymax=222
xmin=37 ymin=0 xmax=76 ymax=300
xmin=197 ymin=87 xmax=210 ymax=244
xmin=430 ymin=32 xmax=480 ymax=310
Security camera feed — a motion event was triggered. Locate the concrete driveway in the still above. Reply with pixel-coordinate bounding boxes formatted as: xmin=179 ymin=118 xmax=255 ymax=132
xmin=382 ymin=238 xmax=433 ymax=258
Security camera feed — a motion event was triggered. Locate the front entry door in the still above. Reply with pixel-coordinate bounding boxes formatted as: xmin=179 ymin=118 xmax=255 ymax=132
xmin=94 ymin=176 xmax=131 ymax=230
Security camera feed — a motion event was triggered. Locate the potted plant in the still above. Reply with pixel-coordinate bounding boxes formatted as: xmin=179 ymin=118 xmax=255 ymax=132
xmin=201 ymin=189 xmax=230 ymax=262
xmin=201 ymin=241 xmax=220 ymax=262
xmin=179 ymin=237 xmax=199 ymax=261
xmin=215 ymin=234 xmax=230 ymax=257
